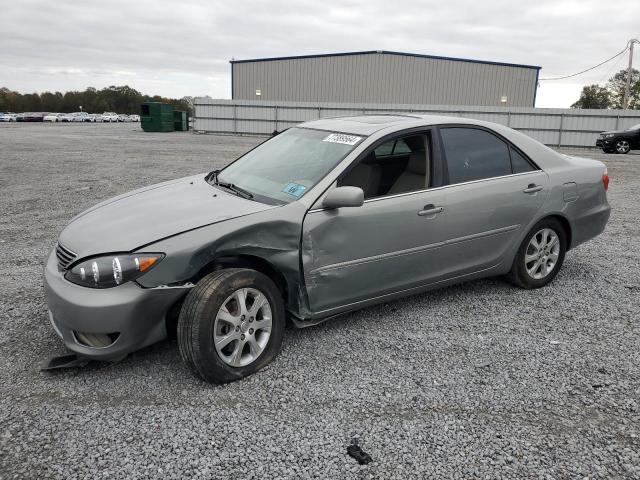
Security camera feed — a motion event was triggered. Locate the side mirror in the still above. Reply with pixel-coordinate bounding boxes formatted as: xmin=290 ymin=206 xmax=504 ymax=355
xmin=322 ymin=186 xmax=364 ymax=209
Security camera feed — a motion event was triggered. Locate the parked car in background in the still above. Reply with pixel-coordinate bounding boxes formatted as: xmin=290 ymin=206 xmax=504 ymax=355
xmin=60 ymin=113 xmax=75 ymax=122
xmin=0 ymin=113 xmax=18 ymax=122
xmin=21 ymin=112 xmax=46 ymax=122
xmin=596 ymin=123 xmax=640 ymax=154
xmin=44 ymin=115 xmax=611 ymax=383
xmin=70 ymin=112 xmax=90 ymax=122
xmin=128 ymin=114 xmax=140 ymax=122
xmin=87 ymin=114 xmax=99 ymax=122
xmin=101 ymin=112 xmax=119 ymax=123
xmin=43 ymin=113 xmax=65 ymax=122
xmin=117 ymin=114 xmax=129 ymax=122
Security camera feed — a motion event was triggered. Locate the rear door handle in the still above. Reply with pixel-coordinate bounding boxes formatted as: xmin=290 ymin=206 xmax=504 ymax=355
xmin=418 ymin=204 xmax=444 ymax=217
xmin=523 ymin=184 xmax=543 ymax=194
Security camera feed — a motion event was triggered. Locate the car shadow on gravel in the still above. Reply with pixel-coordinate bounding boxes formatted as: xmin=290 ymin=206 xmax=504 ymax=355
xmin=35 ymin=264 xmax=595 ymax=387
xmin=42 ymin=274 xmax=536 ymax=384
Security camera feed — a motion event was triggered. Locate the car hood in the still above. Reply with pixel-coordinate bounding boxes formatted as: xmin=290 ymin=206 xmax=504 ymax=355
xmin=58 ymin=174 xmax=276 ymax=258
xmin=600 ymin=129 xmax=632 ymax=135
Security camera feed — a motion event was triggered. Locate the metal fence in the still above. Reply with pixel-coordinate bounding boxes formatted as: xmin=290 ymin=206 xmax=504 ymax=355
xmin=193 ymin=98 xmax=640 ymax=148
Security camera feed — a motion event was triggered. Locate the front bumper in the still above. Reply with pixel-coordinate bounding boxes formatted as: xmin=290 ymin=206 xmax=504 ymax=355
xmin=596 ymin=138 xmax=612 ymax=149
xmin=43 ymin=248 xmax=189 ymax=361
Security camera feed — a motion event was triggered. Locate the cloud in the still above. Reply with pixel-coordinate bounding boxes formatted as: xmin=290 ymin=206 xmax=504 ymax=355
xmin=1 ymin=0 xmax=638 ymax=106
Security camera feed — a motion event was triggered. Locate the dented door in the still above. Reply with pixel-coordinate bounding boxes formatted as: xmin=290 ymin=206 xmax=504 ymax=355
xmin=301 ymin=190 xmax=448 ymax=315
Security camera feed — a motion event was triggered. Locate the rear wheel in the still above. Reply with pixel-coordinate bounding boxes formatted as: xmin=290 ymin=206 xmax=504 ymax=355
xmin=615 ymin=139 xmax=630 ymax=154
xmin=177 ymin=268 xmax=285 ymax=383
xmin=507 ymin=218 xmax=567 ymax=289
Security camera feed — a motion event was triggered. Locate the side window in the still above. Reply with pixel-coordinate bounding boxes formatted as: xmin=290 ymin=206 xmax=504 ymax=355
xmin=374 ymin=139 xmax=395 ymax=157
xmin=338 ymin=132 xmax=432 ymax=199
xmin=373 ymin=138 xmax=411 ymax=157
xmin=440 ymin=127 xmax=511 ymax=184
xmin=510 ymin=146 xmax=535 ymax=173
xmin=393 ymin=139 xmax=412 ymax=155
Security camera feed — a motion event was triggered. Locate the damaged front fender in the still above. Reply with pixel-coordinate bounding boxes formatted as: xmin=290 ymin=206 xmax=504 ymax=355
xmin=135 ymin=202 xmax=312 ymax=319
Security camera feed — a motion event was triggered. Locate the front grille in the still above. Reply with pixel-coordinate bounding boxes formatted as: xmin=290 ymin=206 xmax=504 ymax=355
xmin=56 ymin=243 xmax=77 ymax=270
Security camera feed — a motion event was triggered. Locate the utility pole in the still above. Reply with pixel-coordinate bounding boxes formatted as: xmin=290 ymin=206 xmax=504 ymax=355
xmin=623 ymin=39 xmax=639 ymax=109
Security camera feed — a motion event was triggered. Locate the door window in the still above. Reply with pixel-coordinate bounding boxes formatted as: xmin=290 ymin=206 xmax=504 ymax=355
xmin=509 ymin=146 xmax=535 ymax=174
xmin=338 ymin=133 xmax=432 ymax=199
xmin=440 ymin=127 xmax=512 ymax=184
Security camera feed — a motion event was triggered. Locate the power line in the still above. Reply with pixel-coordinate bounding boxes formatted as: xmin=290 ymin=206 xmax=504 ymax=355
xmin=539 ymin=43 xmax=631 ymax=81
xmin=597 ymin=48 xmax=626 ymax=85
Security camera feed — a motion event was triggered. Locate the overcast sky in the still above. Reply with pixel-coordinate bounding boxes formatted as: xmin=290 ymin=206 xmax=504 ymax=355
xmin=1 ymin=0 xmax=638 ymax=107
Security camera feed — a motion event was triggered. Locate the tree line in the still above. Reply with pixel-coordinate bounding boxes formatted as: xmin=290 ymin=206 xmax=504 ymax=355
xmin=572 ymin=69 xmax=640 ymax=109
xmin=0 ymin=85 xmax=193 ymax=114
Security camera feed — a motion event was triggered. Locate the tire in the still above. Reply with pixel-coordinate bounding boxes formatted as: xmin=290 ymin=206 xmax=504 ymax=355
xmin=177 ymin=268 xmax=285 ymax=383
xmin=507 ymin=218 xmax=567 ymax=289
xmin=614 ymin=139 xmax=630 ymax=154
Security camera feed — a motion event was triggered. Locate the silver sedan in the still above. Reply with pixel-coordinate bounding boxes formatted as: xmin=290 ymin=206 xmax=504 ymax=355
xmin=44 ymin=115 xmax=610 ymax=382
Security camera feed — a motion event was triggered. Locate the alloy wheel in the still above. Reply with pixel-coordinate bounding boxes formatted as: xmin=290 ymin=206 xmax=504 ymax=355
xmin=616 ymin=140 xmax=630 ymax=154
xmin=525 ymin=228 xmax=560 ymax=280
xmin=213 ymin=288 xmax=272 ymax=367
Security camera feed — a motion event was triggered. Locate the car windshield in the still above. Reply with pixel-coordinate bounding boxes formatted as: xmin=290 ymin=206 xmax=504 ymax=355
xmin=625 ymin=123 xmax=640 ymax=131
xmin=216 ymin=128 xmax=364 ymax=204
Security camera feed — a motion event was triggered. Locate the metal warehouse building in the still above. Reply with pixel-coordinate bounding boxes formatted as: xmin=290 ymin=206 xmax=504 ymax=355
xmin=231 ymin=50 xmax=541 ymax=107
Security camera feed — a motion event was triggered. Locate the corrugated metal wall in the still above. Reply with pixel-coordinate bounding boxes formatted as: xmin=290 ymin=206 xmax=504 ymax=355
xmin=193 ymin=98 xmax=640 ymax=148
xmin=231 ymin=52 xmax=539 ymax=107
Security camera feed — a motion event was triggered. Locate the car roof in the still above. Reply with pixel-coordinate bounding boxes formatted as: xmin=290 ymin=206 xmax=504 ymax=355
xmin=300 ymin=113 xmax=562 ymax=170
xmin=300 ymin=114 xmax=493 ymax=136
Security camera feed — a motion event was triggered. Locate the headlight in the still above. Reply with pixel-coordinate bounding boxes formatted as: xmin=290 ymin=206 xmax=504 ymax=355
xmin=604 ymin=133 xmax=615 ymax=138
xmin=65 ymin=253 xmax=164 ymax=288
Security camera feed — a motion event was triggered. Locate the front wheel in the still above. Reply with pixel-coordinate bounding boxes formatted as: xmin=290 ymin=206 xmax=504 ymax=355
xmin=507 ymin=218 xmax=567 ymax=289
xmin=177 ymin=268 xmax=285 ymax=383
xmin=615 ymin=139 xmax=630 ymax=154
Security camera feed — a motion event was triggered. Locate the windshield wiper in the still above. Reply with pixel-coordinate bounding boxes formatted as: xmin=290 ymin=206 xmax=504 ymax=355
xmin=206 ymin=169 xmax=254 ymax=200
xmin=217 ymin=181 xmax=254 ymax=199
xmin=206 ymin=169 xmax=220 ymax=184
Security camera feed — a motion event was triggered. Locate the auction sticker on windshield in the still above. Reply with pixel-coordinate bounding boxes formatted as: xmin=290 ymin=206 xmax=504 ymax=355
xmin=282 ymin=182 xmax=307 ymax=197
xmin=323 ymin=133 xmax=362 ymax=146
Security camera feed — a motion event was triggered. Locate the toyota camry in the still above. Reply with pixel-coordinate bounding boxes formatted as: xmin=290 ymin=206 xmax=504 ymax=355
xmin=44 ymin=115 xmax=611 ymax=383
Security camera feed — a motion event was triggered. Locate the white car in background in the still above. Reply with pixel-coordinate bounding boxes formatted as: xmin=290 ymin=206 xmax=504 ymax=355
xmin=117 ymin=114 xmax=129 ymax=122
xmin=0 ymin=113 xmax=18 ymax=122
xmin=128 ymin=114 xmax=140 ymax=122
xmin=72 ymin=112 xmax=90 ymax=122
xmin=43 ymin=113 xmax=65 ymax=122
xmin=101 ymin=112 xmax=119 ymax=123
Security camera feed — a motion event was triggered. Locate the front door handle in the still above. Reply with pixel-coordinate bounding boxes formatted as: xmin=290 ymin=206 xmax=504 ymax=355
xmin=523 ymin=184 xmax=543 ymax=194
xmin=418 ymin=204 xmax=444 ymax=217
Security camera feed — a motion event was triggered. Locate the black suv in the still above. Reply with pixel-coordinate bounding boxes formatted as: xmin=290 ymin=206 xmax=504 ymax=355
xmin=596 ymin=123 xmax=640 ymax=154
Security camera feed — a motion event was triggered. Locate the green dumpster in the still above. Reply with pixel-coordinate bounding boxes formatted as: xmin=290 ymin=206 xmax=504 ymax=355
xmin=140 ymin=102 xmax=174 ymax=132
xmin=173 ymin=110 xmax=188 ymax=131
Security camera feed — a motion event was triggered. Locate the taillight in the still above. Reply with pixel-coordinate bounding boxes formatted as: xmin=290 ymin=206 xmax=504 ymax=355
xmin=602 ymin=169 xmax=609 ymax=191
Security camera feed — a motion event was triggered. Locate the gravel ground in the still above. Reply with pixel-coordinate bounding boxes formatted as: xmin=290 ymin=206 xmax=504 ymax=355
xmin=0 ymin=122 xmax=638 ymax=479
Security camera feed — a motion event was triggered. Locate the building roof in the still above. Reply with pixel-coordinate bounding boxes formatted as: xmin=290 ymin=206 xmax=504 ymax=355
xmin=230 ymin=50 xmax=541 ymax=70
